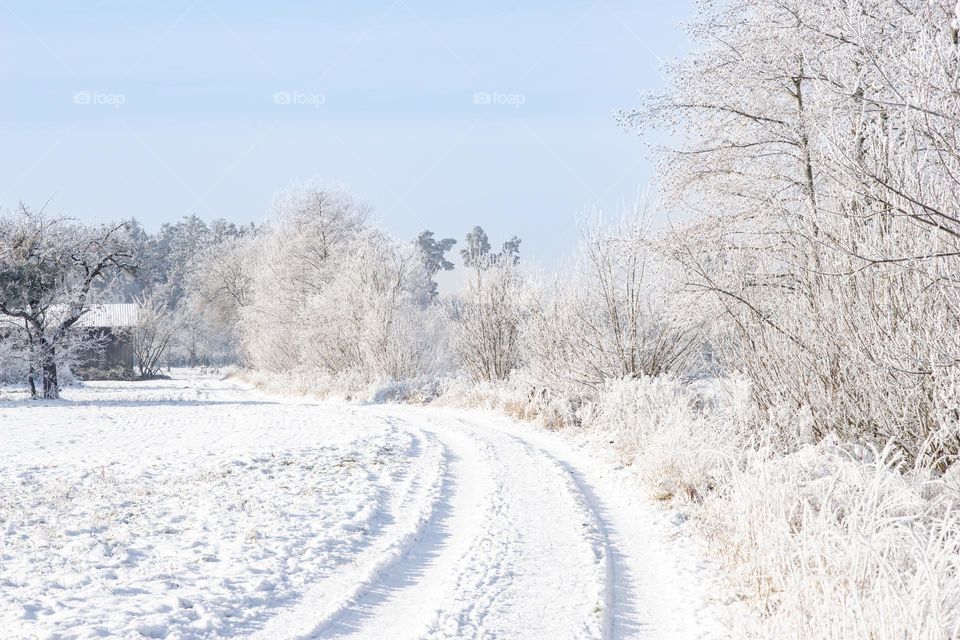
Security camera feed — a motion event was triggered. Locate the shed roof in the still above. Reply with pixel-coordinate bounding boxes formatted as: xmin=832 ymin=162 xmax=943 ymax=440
xmin=78 ymin=304 xmax=139 ymax=328
xmin=0 ymin=303 xmax=140 ymax=329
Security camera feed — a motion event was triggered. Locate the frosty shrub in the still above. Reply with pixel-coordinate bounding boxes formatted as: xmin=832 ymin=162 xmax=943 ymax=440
xmin=132 ymin=289 xmax=179 ymax=378
xmin=707 ymin=441 xmax=960 ymax=639
xmin=581 ymin=375 xmax=960 ymax=639
xmin=435 ymin=371 xmax=579 ymax=429
xmin=451 ymin=257 xmax=523 ymax=383
xmin=524 ymin=204 xmax=702 ymax=398
xmin=586 ymin=376 xmax=748 ymax=502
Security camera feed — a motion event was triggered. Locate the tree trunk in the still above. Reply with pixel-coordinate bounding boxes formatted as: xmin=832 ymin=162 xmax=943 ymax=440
xmin=40 ymin=342 xmax=59 ymax=399
xmin=26 ymin=323 xmax=38 ymax=398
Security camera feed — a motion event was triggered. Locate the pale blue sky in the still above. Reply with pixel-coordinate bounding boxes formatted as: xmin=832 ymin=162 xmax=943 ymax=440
xmin=0 ymin=0 xmax=692 ymax=268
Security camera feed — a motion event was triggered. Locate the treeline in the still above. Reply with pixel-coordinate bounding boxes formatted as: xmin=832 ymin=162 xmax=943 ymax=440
xmin=198 ymin=181 xmax=531 ymax=389
xmin=0 ymin=182 xmax=534 ymax=397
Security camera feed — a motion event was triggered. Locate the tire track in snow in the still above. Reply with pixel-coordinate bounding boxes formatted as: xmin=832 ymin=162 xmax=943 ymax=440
xmin=250 ymin=421 xmax=448 ymax=640
xmin=71 ymin=375 xmax=725 ymax=640
xmin=319 ymin=412 xmax=607 ymax=640
xmin=318 ymin=426 xmax=496 ymax=639
xmin=502 ymin=433 xmax=616 ymax=640
xmin=497 ymin=419 xmax=729 ymax=640
xmin=453 ymin=426 xmax=605 ymax=640
xmin=418 ymin=431 xmax=522 ymax=639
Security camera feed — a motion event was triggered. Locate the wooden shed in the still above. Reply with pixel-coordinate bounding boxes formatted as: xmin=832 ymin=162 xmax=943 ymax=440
xmin=76 ymin=304 xmax=139 ymax=375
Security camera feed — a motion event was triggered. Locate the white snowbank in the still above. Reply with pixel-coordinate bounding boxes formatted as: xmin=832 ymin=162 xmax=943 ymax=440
xmin=0 ymin=374 xmax=425 ymax=639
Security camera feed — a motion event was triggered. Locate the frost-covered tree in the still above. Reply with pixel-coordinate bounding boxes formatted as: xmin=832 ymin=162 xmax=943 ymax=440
xmin=500 ymin=236 xmax=521 ymax=266
xmin=237 ymin=182 xmax=447 ymax=383
xmin=452 ymin=258 xmax=523 ymax=383
xmin=0 ymin=205 xmax=134 ymax=397
xmin=132 ymin=288 xmax=179 ymax=377
xmin=460 ymin=226 xmax=492 ymax=269
xmin=326 ymin=231 xmax=448 ymax=380
xmin=524 ymin=204 xmax=699 ymax=395
xmin=461 ymin=226 xmax=522 ymax=273
xmin=414 ymin=231 xmax=456 ymax=300
xmin=178 ymin=233 xmax=258 ymax=365
xmin=621 ymin=0 xmax=960 ymax=461
xmin=239 ymin=183 xmax=368 ymax=371
xmin=451 ymin=227 xmax=525 ymax=382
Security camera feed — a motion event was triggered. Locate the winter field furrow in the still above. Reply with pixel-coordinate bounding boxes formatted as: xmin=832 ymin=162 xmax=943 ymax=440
xmin=0 ymin=373 xmax=725 ymax=639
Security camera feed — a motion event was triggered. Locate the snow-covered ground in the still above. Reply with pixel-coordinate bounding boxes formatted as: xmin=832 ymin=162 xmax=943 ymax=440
xmin=0 ymin=372 xmax=728 ymax=639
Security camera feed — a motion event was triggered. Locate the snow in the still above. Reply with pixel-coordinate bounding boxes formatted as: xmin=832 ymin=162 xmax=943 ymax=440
xmin=0 ymin=372 xmax=728 ymax=639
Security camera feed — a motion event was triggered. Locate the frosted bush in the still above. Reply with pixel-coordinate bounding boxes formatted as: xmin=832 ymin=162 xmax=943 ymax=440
xmin=435 ymin=372 xmax=579 ymax=429
xmin=235 ymin=368 xmax=368 ymax=401
xmin=707 ymin=441 xmax=960 ymax=639
xmin=366 ymin=377 xmax=442 ymax=404
xmin=575 ymin=374 xmax=960 ymax=638
xmin=585 ymin=376 xmax=747 ymax=501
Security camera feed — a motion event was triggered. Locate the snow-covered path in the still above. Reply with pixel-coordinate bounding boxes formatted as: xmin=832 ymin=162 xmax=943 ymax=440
xmin=0 ymin=373 xmax=727 ymax=639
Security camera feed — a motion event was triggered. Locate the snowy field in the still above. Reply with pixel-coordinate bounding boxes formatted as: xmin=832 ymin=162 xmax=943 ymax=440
xmin=0 ymin=372 xmax=727 ymax=639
